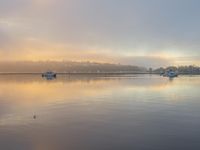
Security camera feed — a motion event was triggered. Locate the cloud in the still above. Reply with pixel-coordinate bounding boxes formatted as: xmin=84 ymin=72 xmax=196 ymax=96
xmin=0 ymin=0 xmax=200 ymax=67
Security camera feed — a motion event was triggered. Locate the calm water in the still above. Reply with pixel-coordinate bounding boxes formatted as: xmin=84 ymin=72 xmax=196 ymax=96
xmin=0 ymin=75 xmax=200 ymax=150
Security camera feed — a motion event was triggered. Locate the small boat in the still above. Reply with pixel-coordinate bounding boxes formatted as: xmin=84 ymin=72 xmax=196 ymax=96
xmin=166 ymin=70 xmax=178 ymax=78
xmin=42 ymin=71 xmax=57 ymax=78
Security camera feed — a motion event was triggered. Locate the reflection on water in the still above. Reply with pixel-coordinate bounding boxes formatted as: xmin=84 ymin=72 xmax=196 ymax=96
xmin=0 ymin=75 xmax=200 ymax=150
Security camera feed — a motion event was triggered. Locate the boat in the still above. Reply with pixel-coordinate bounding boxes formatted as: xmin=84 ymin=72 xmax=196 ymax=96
xmin=166 ymin=70 xmax=178 ymax=78
xmin=42 ymin=71 xmax=57 ymax=78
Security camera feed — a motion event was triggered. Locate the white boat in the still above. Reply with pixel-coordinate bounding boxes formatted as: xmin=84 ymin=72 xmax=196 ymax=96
xmin=42 ymin=71 xmax=57 ymax=78
xmin=166 ymin=70 xmax=178 ymax=78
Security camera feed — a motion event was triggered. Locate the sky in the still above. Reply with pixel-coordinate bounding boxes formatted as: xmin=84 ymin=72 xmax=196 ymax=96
xmin=0 ymin=0 xmax=200 ymax=68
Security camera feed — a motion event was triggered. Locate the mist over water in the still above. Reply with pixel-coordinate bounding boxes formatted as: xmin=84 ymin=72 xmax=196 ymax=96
xmin=0 ymin=75 xmax=200 ymax=150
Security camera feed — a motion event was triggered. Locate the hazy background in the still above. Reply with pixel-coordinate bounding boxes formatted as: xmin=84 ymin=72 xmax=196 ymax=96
xmin=0 ymin=0 xmax=200 ymax=67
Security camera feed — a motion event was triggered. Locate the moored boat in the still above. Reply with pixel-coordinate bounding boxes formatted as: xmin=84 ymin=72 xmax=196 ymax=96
xmin=166 ymin=70 xmax=178 ymax=78
xmin=161 ymin=70 xmax=178 ymax=78
xmin=42 ymin=71 xmax=57 ymax=78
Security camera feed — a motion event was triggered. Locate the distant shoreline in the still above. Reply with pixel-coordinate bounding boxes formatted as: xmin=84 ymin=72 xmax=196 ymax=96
xmin=0 ymin=72 xmax=199 ymax=76
xmin=0 ymin=72 xmax=150 ymax=75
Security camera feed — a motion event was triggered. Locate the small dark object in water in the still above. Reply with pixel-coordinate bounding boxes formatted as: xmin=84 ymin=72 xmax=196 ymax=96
xmin=33 ymin=115 xmax=36 ymax=119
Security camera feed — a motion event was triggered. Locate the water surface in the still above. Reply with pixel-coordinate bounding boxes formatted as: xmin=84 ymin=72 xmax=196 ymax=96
xmin=0 ymin=75 xmax=200 ymax=150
